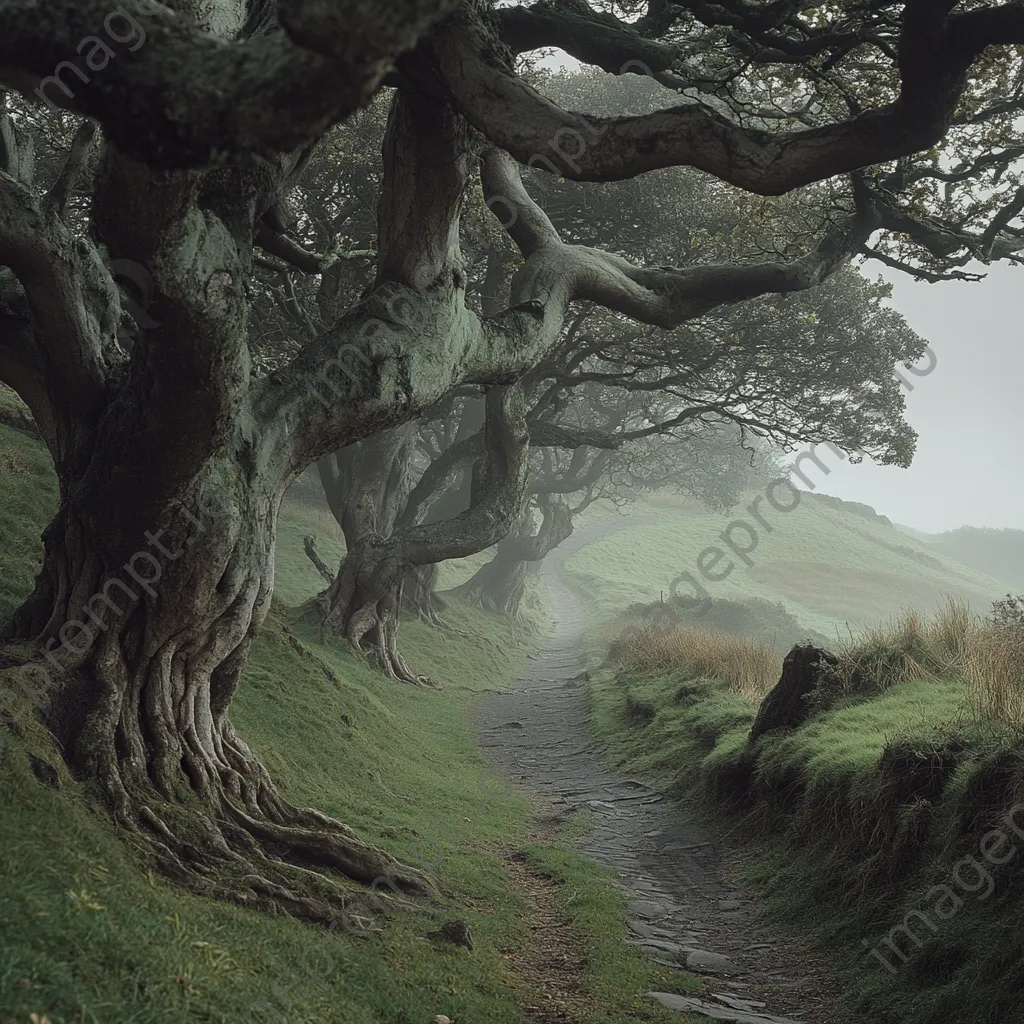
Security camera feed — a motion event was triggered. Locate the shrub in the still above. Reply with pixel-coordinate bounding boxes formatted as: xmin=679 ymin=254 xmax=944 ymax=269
xmin=816 ymin=601 xmax=974 ymax=708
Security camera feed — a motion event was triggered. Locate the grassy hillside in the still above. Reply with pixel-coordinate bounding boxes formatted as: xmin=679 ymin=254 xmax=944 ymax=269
xmin=0 ymin=425 xmax=694 ymax=1024
xmin=590 ymin=597 xmax=1024 ymax=1024
xmin=566 ymin=489 xmax=1010 ymax=641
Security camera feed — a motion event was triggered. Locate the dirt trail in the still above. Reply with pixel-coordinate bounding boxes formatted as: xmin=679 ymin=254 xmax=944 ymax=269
xmin=473 ymin=520 xmax=851 ymax=1024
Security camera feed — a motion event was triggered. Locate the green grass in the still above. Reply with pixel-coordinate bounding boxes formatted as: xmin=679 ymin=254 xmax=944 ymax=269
xmin=0 ymin=424 xmax=693 ymax=1024
xmin=0 ymin=427 xmax=58 ymax=624
xmin=586 ymin=640 xmax=1024 ymax=1024
xmin=566 ymin=490 xmax=1010 ymax=641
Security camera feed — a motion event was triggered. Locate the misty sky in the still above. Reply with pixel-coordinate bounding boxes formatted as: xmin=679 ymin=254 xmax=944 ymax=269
xmin=786 ymin=261 xmax=1024 ymax=536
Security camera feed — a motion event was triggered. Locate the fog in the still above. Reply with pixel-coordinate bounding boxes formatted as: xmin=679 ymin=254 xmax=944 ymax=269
xmin=787 ymin=261 xmax=1024 ymax=534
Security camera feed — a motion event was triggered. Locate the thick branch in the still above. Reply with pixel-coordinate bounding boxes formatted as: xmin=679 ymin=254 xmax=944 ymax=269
xmin=437 ymin=5 xmax=1018 ymax=193
xmin=498 ymin=3 xmax=679 ymax=75
xmin=376 ymin=89 xmax=471 ymax=288
xmin=482 ymin=147 xmax=879 ymax=329
xmin=502 ymin=496 xmax=574 ymax=562
xmin=0 ymin=0 xmax=462 ymax=169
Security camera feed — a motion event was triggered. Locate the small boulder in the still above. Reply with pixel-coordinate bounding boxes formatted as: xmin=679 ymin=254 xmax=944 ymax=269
xmin=748 ymin=645 xmax=837 ymax=743
xmin=427 ymin=919 xmax=473 ymax=950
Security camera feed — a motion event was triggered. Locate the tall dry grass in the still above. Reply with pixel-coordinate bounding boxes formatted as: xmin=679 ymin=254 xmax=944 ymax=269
xmin=823 ymin=599 xmax=975 ymax=698
xmin=824 ymin=600 xmax=1024 ymax=729
xmin=612 ymin=598 xmax=1024 ymax=728
xmin=614 ymin=620 xmax=781 ymax=702
xmin=963 ymin=622 xmax=1024 ymax=730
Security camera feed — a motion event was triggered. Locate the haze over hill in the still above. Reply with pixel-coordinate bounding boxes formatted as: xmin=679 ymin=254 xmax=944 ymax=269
xmin=563 ymin=489 xmax=1012 ymax=641
xmin=781 ymin=263 xmax=1024 ymax=535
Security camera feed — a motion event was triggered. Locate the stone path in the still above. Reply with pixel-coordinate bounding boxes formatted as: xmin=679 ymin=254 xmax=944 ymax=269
xmin=472 ymin=521 xmax=851 ymax=1024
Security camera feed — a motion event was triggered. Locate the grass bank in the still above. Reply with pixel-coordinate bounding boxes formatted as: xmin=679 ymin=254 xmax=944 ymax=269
xmin=589 ymin=604 xmax=1024 ymax=1024
xmin=0 ymin=424 xmax=691 ymax=1024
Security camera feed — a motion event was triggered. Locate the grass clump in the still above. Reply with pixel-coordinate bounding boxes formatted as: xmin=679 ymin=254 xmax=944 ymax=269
xmin=610 ymin=617 xmax=782 ymax=702
xmin=813 ymin=598 xmax=1024 ymax=731
xmin=589 ymin=591 xmax=1024 ymax=1024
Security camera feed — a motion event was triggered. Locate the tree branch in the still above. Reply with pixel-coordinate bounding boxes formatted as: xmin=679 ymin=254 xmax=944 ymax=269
xmin=482 ymin=146 xmax=880 ymax=329
xmin=0 ymin=0 xmax=462 ymax=169
xmin=436 ymin=3 xmax=1022 ymax=194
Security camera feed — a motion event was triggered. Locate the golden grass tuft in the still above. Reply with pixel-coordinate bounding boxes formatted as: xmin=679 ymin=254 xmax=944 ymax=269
xmin=823 ymin=599 xmax=976 ymax=700
xmin=614 ymin=620 xmax=781 ymax=702
xmin=963 ymin=622 xmax=1024 ymax=731
xmin=823 ymin=599 xmax=1024 ymax=727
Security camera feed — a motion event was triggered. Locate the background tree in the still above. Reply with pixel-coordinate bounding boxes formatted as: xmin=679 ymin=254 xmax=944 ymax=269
xmin=300 ymin=70 xmax=930 ymax=663
xmin=0 ymin=0 xmax=1022 ymax=918
xmin=453 ymin=408 xmax=774 ymax=618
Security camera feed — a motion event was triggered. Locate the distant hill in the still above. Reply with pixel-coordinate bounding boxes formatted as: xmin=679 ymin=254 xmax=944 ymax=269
xmin=564 ymin=489 xmax=1010 ymax=641
xmin=894 ymin=523 xmax=937 ymax=543
xmin=928 ymin=526 xmax=1024 ymax=594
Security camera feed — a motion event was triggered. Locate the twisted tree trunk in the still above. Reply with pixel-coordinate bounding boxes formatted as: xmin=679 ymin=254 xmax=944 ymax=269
xmin=4 ymin=449 xmax=425 ymax=921
xmin=317 ymin=386 xmax=530 ymax=683
xmin=315 ymin=426 xmax=428 ymax=683
xmin=454 ymin=498 xmax=572 ymax=618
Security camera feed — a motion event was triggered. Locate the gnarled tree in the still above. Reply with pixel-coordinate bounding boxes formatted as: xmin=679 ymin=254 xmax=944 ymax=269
xmin=1 ymin=0 xmax=1022 ymax=917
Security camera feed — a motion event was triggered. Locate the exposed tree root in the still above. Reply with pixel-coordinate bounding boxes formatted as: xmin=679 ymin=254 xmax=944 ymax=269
xmin=317 ymin=548 xmax=439 ymax=687
xmin=89 ymin=730 xmax=432 ymax=925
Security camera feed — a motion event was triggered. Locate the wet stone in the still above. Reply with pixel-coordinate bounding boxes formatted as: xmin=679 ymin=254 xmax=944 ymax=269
xmin=627 ymin=899 xmax=679 ymax=918
xmin=686 ymin=950 xmax=741 ymax=976
xmin=627 ymin=938 xmax=695 ymax=956
xmin=646 ymin=993 xmax=806 ymax=1023
xmin=713 ymin=994 xmax=768 ymax=1010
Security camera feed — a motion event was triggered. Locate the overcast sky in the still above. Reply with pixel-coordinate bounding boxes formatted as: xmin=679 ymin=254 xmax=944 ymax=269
xmin=784 ymin=261 xmax=1024 ymax=535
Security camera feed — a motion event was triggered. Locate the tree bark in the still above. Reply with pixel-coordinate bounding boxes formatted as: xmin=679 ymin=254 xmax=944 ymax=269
xmin=4 ymin=450 xmax=425 ymax=921
xmin=402 ymin=563 xmax=448 ymax=627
